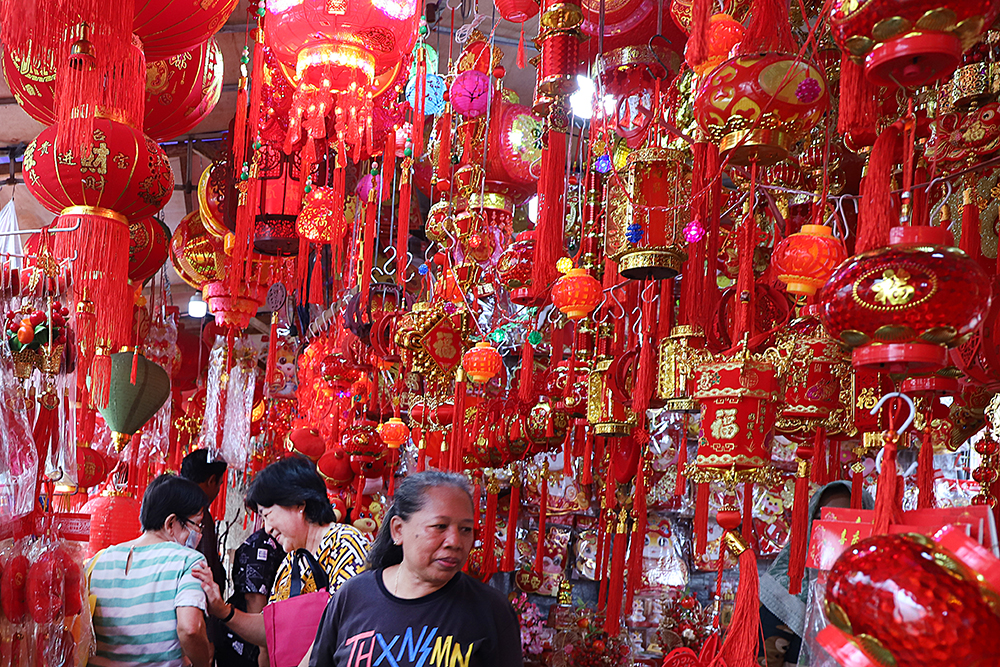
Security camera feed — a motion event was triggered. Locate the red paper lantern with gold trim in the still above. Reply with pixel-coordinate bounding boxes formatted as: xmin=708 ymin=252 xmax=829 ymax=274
xmin=377 ymin=418 xmax=410 ymax=449
xmin=133 ymin=0 xmax=240 ymax=62
xmin=552 ymin=268 xmax=602 ymax=320
xmin=772 ymin=224 xmax=848 ymax=297
xmin=128 ymin=217 xmax=171 ymax=285
xmin=143 ymin=38 xmax=224 ymax=142
xmin=462 ymin=342 xmax=503 ymax=383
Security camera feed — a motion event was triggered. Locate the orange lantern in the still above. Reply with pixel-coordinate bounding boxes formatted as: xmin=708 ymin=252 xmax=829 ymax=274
xmin=552 ymin=268 xmax=602 ymax=320
xmin=772 ymin=224 xmax=848 ymax=297
xmin=377 ymin=418 xmax=410 ymax=449
xmin=463 ymin=342 xmax=503 ymax=383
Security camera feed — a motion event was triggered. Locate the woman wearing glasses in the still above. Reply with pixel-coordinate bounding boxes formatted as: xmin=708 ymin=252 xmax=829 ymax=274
xmin=86 ymin=474 xmax=213 ymax=667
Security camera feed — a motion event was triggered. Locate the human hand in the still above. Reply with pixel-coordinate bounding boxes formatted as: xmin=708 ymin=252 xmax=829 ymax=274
xmin=191 ymin=562 xmax=228 ymax=619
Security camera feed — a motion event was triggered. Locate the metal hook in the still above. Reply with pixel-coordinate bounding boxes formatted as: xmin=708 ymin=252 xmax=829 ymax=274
xmin=929 ymin=178 xmax=954 ymax=227
xmin=869 ymin=391 xmax=916 ymax=434
xmin=0 ymin=217 xmax=83 ymax=238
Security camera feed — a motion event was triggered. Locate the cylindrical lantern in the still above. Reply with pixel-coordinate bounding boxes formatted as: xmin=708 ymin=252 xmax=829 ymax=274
xmin=657 ymin=325 xmax=710 ymax=411
xmin=775 ymin=318 xmax=850 ymax=436
xmin=587 ymin=358 xmax=637 ymax=437
xmin=82 ymin=494 xmax=141 ymax=557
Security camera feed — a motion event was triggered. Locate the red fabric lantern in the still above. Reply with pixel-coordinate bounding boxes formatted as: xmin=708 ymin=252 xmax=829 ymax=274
xmin=552 ymin=268 xmax=602 ymax=320
xmin=81 ymin=494 xmax=142 ymax=557
xmin=143 ymin=38 xmax=224 ymax=141
xmin=495 ymin=0 xmax=538 ymax=23
xmin=2 ymin=48 xmax=57 ymax=125
xmin=377 ymin=417 xmax=410 ymax=449
xmin=693 ymin=54 xmax=830 ymax=166
xmin=772 ymin=224 xmax=848 ymax=297
xmin=693 ymin=353 xmax=782 ymax=470
xmin=133 ymin=0 xmax=240 ymax=62
xmin=462 ymin=342 xmax=503 ymax=383
xmin=829 ymin=0 xmax=1000 ymax=88
xmin=76 ymin=445 xmax=110 ymax=488
xmin=818 ymin=225 xmax=991 ymax=376
xmin=128 ymin=216 xmax=171 ymax=285
xmin=297 ymin=186 xmax=343 ymax=243
xmin=496 ymin=231 xmax=536 ymax=305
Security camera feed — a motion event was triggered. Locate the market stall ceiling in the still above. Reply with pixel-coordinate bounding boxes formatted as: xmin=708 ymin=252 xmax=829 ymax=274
xmin=0 ymin=0 xmax=538 ymax=303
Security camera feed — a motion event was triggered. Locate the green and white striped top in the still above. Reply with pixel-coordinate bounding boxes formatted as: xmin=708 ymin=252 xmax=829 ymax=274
xmin=88 ymin=542 xmax=207 ymax=667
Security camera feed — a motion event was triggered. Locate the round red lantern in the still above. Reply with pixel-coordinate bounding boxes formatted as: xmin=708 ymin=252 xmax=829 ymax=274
xmin=198 ymin=161 xmax=231 ymax=239
xmin=496 ymin=231 xmax=536 ymax=305
xmin=463 ymin=342 xmax=503 ymax=383
xmin=129 ymin=217 xmax=171 ymax=285
xmin=951 ymin=276 xmax=1000 ymax=390
xmin=2 ymin=47 xmax=57 ymax=125
xmin=81 ymin=494 xmax=142 ymax=557
xmin=817 ymin=225 xmax=991 ymax=376
xmin=297 ymin=186 xmax=344 ymax=243
xmin=829 ymin=0 xmax=1000 ymax=88
xmin=133 ymin=0 xmax=239 ymax=62
xmin=377 ymin=417 xmax=410 ymax=449
xmin=772 ymin=224 xmax=848 ymax=296
xmin=552 ymin=268 xmax=602 ymax=320
xmin=826 ymin=533 xmax=1000 ymax=667
xmin=692 ymin=353 xmax=783 ymax=470
xmin=496 ymin=0 xmax=538 ymax=23
xmin=693 ymin=54 xmax=830 ymax=166
xmin=342 ymin=423 xmax=387 ymax=479
xmin=287 ymin=427 xmax=326 ymax=461
xmin=169 ymin=211 xmax=224 ymax=289
xmin=76 ymin=446 xmax=109 ymax=488
xmin=144 ymin=38 xmax=224 ymax=142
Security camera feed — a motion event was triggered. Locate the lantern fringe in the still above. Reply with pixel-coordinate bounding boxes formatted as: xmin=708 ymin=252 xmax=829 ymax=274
xmin=501 ymin=480 xmax=520 ymax=571
xmin=837 ymin=55 xmax=882 ymax=145
xmin=360 ymin=192 xmax=378 ymax=308
xmin=811 ymin=427 xmax=827 ymax=485
xmin=309 ymin=246 xmax=324 ymax=305
xmin=90 ymin=352 xmax=112 ymax=410
xmin=872 ymin=432 xmax=901 ymax=535
xmin=739 ymin=0 xmax=796 ymax=55
xmin=917 ymin=425 xmax=936 ymax=509
xmin=787 ymin=448 xmax=813 ymax=595
xmin=518 ymin=335 xmax=535 ymax=404
xmin=720 ymin=533 xmax=761 ymax=667
xmin=857 ymin=124 xmax=901 ymax=253
xmin=530 ymin=126 xmax=567 ymax=299
xmin=436 ymin=109 xmax=453 ymax=186
xmin=533 ymin=473 xmax=548 ymax=576
xmin=625 ymin=460 xmax=648 ymax=610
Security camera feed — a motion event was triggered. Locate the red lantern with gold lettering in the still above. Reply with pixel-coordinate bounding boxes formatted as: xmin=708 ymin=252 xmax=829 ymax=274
xmin=143 ymin=38 xmax=224 ymax=141
xmin=128 ymin=216 xmax=171 ymax=285
xmin=134 ymin=0 xmax=240 ymax=61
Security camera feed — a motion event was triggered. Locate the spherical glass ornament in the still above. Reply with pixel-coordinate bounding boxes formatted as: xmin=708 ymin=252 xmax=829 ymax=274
xmin=772 ymin=224 xmax=848 ymax=296
xmin=406 ymin=72 xmax=447 ymax=115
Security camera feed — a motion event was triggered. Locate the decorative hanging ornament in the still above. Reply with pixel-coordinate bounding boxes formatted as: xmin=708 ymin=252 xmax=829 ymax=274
xmin=377 ymin=418 xmax=410 ymax=449
xmin=772 ymin=224 xmax=848 ymax=297
xmin=551 ymin=267 xmax=602 ymax=320
xmin=462 ymin=342 xmax=503 ymax=383
xmin=95 ymin=351 xmax=171 ymax=451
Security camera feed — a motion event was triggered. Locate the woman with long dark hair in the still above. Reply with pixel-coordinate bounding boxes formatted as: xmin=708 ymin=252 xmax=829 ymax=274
xmin=306 ymin=470 xmax=523 ymax=667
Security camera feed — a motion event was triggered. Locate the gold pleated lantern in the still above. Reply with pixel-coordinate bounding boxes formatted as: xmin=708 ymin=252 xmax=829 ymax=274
xmin=657 ymin=325 xmax=712 ymax=411
xmin=606 ymin=147 xmax=690 ymax=280
xmin=586 ymin=324 xmax=636 ymax=436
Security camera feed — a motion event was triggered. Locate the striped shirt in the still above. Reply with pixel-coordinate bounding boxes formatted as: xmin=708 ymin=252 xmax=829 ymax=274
xmin=88 ymin=542 xmax=207 ymax=667
xmin=269 ymin=523 xmax=368 ymax=603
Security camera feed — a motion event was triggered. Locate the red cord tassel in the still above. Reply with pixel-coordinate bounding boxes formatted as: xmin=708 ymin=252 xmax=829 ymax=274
xmin=130 ymin=348 xmax=139 ymax=385
xmin=685 ymin=0 xmax=713 ymax=67
xmin=530 ymin=126 xmax=567 ymax=299
xmin=811 ymin=427 xmax=827 ymax=485
xmin=518 ymin=335 xmax=535 ymax=404
xmin=857 ymin=125 xmax=902 ymax=253
xmin=917 ymin=425 xmax=936 ymax=509
xmin=604 ymin=510 xmax=629 ymax=636
xmin=396 ymin=161 xmax=413 ymax=287
xmin=872 ymin=432 xmax=902 ymax=535
xmin=265 ymin=312 xmax=278 ymax=388
xmin=435 ymin=109 xmax=452 ymax=186
xmin=741 ymin=481 xmax=756 ymax=550
xmin=738 ymin=0 xmax=795 ymax=54
xmin=360 ymin=193 xmax=378 ymax=308
xmin=502 ymin=480 xmax=520 ymax=571
xmin=516 ymin=23 xmax=526 ymax=69
xmin=533 ymin=473 xmax=548 ymax=576
xmin=961 ymin=186 xmax=982 ymax=263
xmin=581 ymin=431 xmax=593 ymax=485
xmin=694 ymin=482 xmax=709 ymax=555
xmin=631 ymin=283 xmax=657 ymax=414
xmin=720 ymin=533 xmax=761 ymax=667
xmin=450 ymin=377 xmax=467 ymax=472
xmin=482 ymin=484 xmax=499 ymax=580
xmin=787 ymin=448 xmax=813 ymax=595
xmin=837 ymin=54 xmax=882 ymax=148
xmin=626 ymin=460 xmax=648 ymax=611
xmin=309 ymin=245 xmax=325 ymax=305
xmin=675 ymin=422 xmax=688 ymax=497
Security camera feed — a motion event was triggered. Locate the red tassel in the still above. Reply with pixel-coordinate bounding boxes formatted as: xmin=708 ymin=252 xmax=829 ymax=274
xmin=450 ymin=377 xmax=468 ymax=472
xmin=482 ymin=482 xmax=499 ymax=580
xmin=631 ymin=284 xmax=657 ymax=414
xmin=851 ymin=461 xmax=864 ymax=510
xmin=530 ymin=126 xmax=568 ymax=299
xmin=603 ymin=509 xmax=629 ymax=636
xmin=719 ymin=530 xmax=761 ymax=667
xmin=961 ymin=186 xmax=982 ymax=263
xmin=917 ymin=424 xmax=936 ymax=509
xmin=872 ymin=432 xmax=901 ymax=535
xmin=695 ymin=482 xmax=710 ymax=555
xmin=517 ymin=23 xmax=526 ymax=69
xmin=309 ymin=246 xmax=325 ymax=305
xmin=626 ymin=459 xmax=648 ymax=610
xmin=435 ymin=109 xmax=453 ymax=187
xmin=397 ymin=161 xmax=413 ymax=287
xmin=837 ymin=55 xmax=882 ymax=148
xmin=381 ymin=131 xmax=396 ymax=203
xmin=741 ymin=481 xmax=756 ymax=551
xmin=518 ymin=335 xmax=535 ymax=404
xmin=733 ymin=164 xmax=758 ymax=340
xmin=787 ymin=447 xmax=813 ymax=595
xmin=811 ymin=427 xmax=827 ymax=485
xmin=739 ymin=0 xmax=796 ymax=54
xmin=130 ymin=348 xmax=139 ymax=385
xmin=360 ymin=193 xmax=378 ymax=307
xmin=412 ymin=51 xmax=427 ymax=158
xmin=502 ymin=479 xmax=520 ymax=571
xmin=563 ymin=429 xmax=573 ymax=476
xmin=581 ymin=431 xmax=593 ymax=485
xmin=90 ymin=352 xmax=112 ymax=410
xmin=857 ymin=125 xmax=901 ymax=253
xmin=686 ymin=0 xmax=713 ymax=67
xmin=265 ymin=312 xmax=279 ymax=388
xmin=533 ymin=472 xmax=548 ymax=576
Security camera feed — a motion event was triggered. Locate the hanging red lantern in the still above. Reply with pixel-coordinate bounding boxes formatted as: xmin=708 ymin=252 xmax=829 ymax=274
xmin=495 ymin=0 xmax=539 ymax=23
xmin=143 ymin=38 xmax=224 ymax=141
xmin=81 ymin=494 xmax=142 ymax=557
xmin=202 ymin=280 xmax=268 ymax=330
xmin=693 ymin=53 xmax=830 ymax=166
xmin=297 ymin=186 xmax=343 ymax=243
xmin=772 ymin=224 xmax=848 ymax=297
xmin=776 ymin=318 xmax=850 ymax=436
xmin=128 ymin=216 xmax=171 ymax=285
xmin=496 ymin=230 xmax=537 ymax=305
xmin=169 ymin=211 xmax=224 ymax=289
xmin=817 ymin=225 xmax=991 ymax=376
xmin=462 ymin=342 xmax=503 ymax=383
xmin=133 ymin=0 xmax=239 ymax=61
xmin=829 ymin=0 xmax=1000 ymax=88
xmin=76 ymin=446 xmax=110 ymax=488
xmin=377 ymin=418 xmax=410 ymax=449
xmin=2 ymin=47 xmax=57 ymax=125
xmin=684 ymin=13 xmax=746 ymax=76
xmin=552 ymin=268 xmax=602 ymax=320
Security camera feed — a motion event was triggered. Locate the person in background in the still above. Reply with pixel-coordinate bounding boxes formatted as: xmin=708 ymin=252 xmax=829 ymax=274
xmin=87 ymin=474 xmax=212 ymax=667
xmin=192 ymin=456 xmax=368 ymax=652
xmin=180 ymin=448 xmax=229 ymax=595
xmin=306 ymin=470 xmax=523 ymax=667
xmin=215 ymin=527 xmax=286 ymax=667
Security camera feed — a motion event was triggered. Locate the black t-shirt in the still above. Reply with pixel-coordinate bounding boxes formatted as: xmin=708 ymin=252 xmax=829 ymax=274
xmin=309 ymin=569 xmax=523 ymax=667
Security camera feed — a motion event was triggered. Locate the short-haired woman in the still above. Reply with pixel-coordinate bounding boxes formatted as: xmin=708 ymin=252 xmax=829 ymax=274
xmin=87 ymin=474 xmax=212 ymax=667
xmin=193 ymin=456 xmax=368 ymax=650
xmin=306 ymin=470 xmax=523 ymax=667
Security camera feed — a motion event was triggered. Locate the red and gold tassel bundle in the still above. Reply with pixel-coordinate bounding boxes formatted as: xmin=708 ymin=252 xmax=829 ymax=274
xmin=717 ymin=509 xmax=761 ymax=667
xmin=787 ymin=447 xmax=813 ymax=595
xmin=501 ymin=475 xmax=521 ymax=571
xmin=533 ymin=469 xmax=548 ymax=577
xmin=603 ymin=508 xmax=629 ymax=636
xmin=917 ymin=423 xmax=936 ymax=509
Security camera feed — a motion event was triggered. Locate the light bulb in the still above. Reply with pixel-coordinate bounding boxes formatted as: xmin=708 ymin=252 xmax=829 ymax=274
xmin=188 ymin=293 xmax=208 ymax=319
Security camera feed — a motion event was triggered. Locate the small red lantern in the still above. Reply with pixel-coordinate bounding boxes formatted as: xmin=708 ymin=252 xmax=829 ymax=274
xmin=342 ymin=423 xmax=387 ymax=479
xmin=693 ymin=352 xmax=783 ymax=470
xmin=377 ymin=417 xmax=410 ymax=449
xmin=463 ymin=341 xmax=503 ymax=383
xmin=552 ymin=268 xmax=602 ymax=320
xmin=772 ymin=224 xmax=848 ymax=297
xmin=297 ymin=186 xmax=343 ymax=243
xmin=287 ymin=427 xmax=326 ymax=462
xmin=128 ymin=217 xmax=171 ymax=286
xmin=693 ymin=54 xmax=830 ymax=166
xmin=496 ymin=230 xmax=536 ymax=305
xmin=202 ymin=280 xmax=268 ymax=331
xmin=817 ymin=225 xmax=992 ymax=376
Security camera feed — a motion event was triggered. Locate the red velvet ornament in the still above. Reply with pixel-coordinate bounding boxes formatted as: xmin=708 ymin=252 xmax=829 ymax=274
xmin=551 ymin=268 xmax=602 ymax=320
xmin=128 ymin=217 xmax=171 ymax=285
xmin=772 ymin=224 xmax=848 ymax=297
xmin=817 ymin=225 xmax=991 ymax=376
xmin=143 ymin=38 xmax=224 ymax=142
xmin=1 ymin=553 xmax=28 ymax=622
xmin=133 ymin=0 xmax=239 ymax=62
xmin=826 ymin=533 xmax=1000 ymax=667
xmin=287 ymin=427 xmax=326 ymax=462
xmin=318 ymin=447 xmax=356 ymax=490
xmin=496 ymin=231 xmax=537 ymax=305
xmin=27 ymin=549 xmax=63 ymax=624
xmin=462 ymin=342 xmax=503 ymax=383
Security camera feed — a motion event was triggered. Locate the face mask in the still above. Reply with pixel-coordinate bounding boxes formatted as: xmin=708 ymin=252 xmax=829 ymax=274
xmin=185 ymin=530 xmax=202 ymax=549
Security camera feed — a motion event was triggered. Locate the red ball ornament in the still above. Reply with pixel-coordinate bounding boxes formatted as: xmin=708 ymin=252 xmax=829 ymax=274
xmin=552 ymin=268 xmax=602 ymax=320
xmin=143 ymin=38 xmax=224 ymax=142
xmin=772 ymin=224 xmax=848 ymax=296
xmin=133 ymin=0 xmax=240 ymax=61
xmin=462 ymin=341 xmax=502 ymax=383
xmin=318 ymin=447 xmax=356 ymax=489
xmin=287 ymin=427 xmax=326 ymax=462
xmin=496 ymin=230 xmax=536 ymax=305
xmin=817 ymin=225 xmax=991 ymax=376
xmin=377 ymin=417 xmax=410 ymax=449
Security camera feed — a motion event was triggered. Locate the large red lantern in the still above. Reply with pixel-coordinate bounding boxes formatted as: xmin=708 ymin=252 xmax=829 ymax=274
xmin=144 ymin=38 xmax=224 ymax=141
xmin=693 ymin=54 xmax=830 ymax=166
xmin=2 ymin=48 xmax=57 ymax=125
xmin=829 ymin=0 xmax=1000 ymax=88
xmin=133 ymin=0 xmax=240 ymax=61
xmin=81 ymin=494 xmax=142 ymax=557
xmin=817 ymin=226 xmax=991 ymax=376
xmin=772 ymin=224 xmax=848 ymax=297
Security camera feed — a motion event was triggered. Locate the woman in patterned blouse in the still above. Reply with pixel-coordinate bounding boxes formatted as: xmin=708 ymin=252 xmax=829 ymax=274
xmin=192 ymin=457 xmax=368 ymax=653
